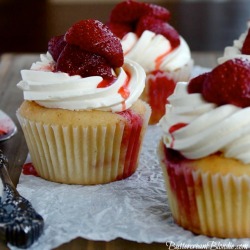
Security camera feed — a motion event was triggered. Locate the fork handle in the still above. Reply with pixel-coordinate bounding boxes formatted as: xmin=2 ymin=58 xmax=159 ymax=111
xmin=0 ymin=149 xmax=44 ymax=248
xmin=0 ymin=150 xmax=18 ymax=194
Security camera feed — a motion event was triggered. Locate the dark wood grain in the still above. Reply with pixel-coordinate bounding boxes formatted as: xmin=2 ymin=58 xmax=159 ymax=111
xmin=0 ymin=54 xmax=40 ymax=187
xmin=0 ymin=52 xmax=219 ymax=250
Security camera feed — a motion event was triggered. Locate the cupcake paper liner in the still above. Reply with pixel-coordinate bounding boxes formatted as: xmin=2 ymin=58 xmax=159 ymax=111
xmin=141 ymin=59 xmax=194 ymax=125
xmin=163 ymin=59 xmax=194 ymax=83
xmin=17 ymin=107 xmax=150 ymax=185
xmin=159 ymin=141 xmax=250 ymax=238
xmin=163 ymin=165 xmax=250 ymax=238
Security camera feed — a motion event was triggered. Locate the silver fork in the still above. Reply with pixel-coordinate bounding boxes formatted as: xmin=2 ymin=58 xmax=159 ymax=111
xmin=0 ymin=149 xmax=44 ymax=248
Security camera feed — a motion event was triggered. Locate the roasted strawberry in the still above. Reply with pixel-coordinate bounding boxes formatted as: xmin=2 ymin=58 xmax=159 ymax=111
xmin=204 ymin=59 xmax=250 ymax=107
xmin=48 ymin=35 xmax=67 ymax=62
xmin=188 ymin=59 xmax=250 ymax=108
xmin=188 ymin=72 xmax=210 ymax=94
xmin=109 ymin=0 xmax=170 ymax=23
xmin=65 ymin=19 xmax=123 ymax=68
xmin=109 ymin=0 xmax=145 ymax=23
xmin=241 ymin=29 xmax=250 ymax=55
xmin=106 ymin=22 xmax=132 ymax=39
xmin=143 ymin=2 xmax=170 ymax=21
xmin=56 ymin=44 xmax=113 ymax=79
xmin=136 ymin=16 xmax=180 ymax=48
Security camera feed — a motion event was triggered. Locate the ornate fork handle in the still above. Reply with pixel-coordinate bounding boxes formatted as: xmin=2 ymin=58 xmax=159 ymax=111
xmin=0 ymin=150 xmax=44 ymax=248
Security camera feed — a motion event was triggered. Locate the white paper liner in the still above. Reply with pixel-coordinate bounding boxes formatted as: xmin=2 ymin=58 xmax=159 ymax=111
xmin=11 ymin=67 xmax=250 ymax=250
xmin=164 ymin=59 xmax=194 ymax=83
xmin=161 ymin=155 xmax=250 ymax=238
xmin=141 ymin=59 xmax=196 ymax=124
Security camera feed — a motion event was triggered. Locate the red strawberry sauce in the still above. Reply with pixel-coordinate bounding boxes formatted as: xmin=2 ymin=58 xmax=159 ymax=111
xmin=162 ymin=146 xmax=200 ymax=229
xmin=97 ymin=71 xmax=130 ymax=100
xmin=97 ymin=77 xmax=116 ymax=88
xmin=155 ymin=49 xmax=172 ymax=70
xmin=147 ymin=70 xmax=176 ymax=124
xmin=169 ymin=123 xmax=187 ymax=133
xmin=116 ymin=109 xmax=143 ymax=180
xmin=118 ymin=71 xmax=131 ymax=100
xmin=22 ymin=162 xmax=39 ymax=177
xmin=97 ymin=70 xmax=131 ymax=111
xmin=169 ymin=123 xmax=187 ymax=148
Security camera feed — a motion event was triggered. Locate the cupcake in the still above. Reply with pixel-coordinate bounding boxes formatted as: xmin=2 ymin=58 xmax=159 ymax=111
xmin=17 ymin=19 xmax=151 ymax=185
xmin=218 ymin=20 xmax=250 ymax=64
xmin=158 ymin=58 xmax=250 ymax=238
xmin=107 ymin=0 xmax=193 ymax=124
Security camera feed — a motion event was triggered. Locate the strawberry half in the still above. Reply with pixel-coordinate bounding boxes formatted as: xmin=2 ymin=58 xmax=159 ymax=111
xmin=56 ymin=44 xmax=113 ymax=79
xmin=106 ymin=22 xmax=132 ymax=39
xmin=109 ymin=0 xmax=170 ymax=23
xmin=188 ymin=72 xmax=210 ymax=94
xmin=65 ymin=19 xmax=123 ymax=68
xmin=188 ymin=58 xmax=250 ymax=108
xmin=136 ymin=16 xmax=180 ymax=48
xmin=143 ymin=2 xmax=170 ymax=21
xmin=241 ymin=29 xmax=250 ymax=55
xmin=109 ymin=0 xmax=144 ymax=23
xmin=48 ymin=35 xmax=67 ymax=62
xmin=108 ymin=1 xmax=178 ymax=48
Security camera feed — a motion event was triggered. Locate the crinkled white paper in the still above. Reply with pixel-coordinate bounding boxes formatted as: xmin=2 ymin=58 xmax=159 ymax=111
xmin=12 ymin=125 xmax=250 ymax=250
xmin=11 ymin=67 xmax=250 ymax=250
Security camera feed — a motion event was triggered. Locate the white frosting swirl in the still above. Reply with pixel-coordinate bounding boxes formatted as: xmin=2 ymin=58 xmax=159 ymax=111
xmin=121 ymin=30 xmax=192 ymax=73
xmin=159 ymin=82 xmax=250 ymax=164
xmin=218 ymin=21 xmax=250 ymax=64
xmin=17 ymin=53 xmax=146 ymax=112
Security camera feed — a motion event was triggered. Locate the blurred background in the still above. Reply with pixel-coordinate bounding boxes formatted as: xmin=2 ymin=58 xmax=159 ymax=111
xmin=0 ymin=0 xmax=249 ymax=54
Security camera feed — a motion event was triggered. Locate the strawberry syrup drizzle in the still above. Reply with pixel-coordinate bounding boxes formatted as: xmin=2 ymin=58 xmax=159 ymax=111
xmin=147 ymin=49 xmax=173 ymax=123
xmin=163 ymin=146 xmax=200 ymax=228
xmin=147 ymin=70 xmax=176 ymax=124
xmin=118 ymin=71 xmax=131 ymax=110
xmin=154 ymin=49 xmax=172 ymax=70
xmin=116 ymin=109 xmax=143 ymax=180
xmin=37 ymin=62 xmax=55 ymax=72
xmin=169 ymin=123 xmax=187 ymax=148
xmin=97 ymin=77 xmax=116 ymax=88
xmin=118 ymin=73 xmax=130 ymax=99
xmin=22 ymin=162 xmax=39 ymax=177
xmin=169 ymin=123 xmax=188 ymax=134
xmin=97 ymin=71 xmax=131 ymax=111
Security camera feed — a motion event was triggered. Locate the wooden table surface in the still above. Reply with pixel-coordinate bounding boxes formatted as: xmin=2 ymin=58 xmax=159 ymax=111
xmin=0 ymin=52 xmax=221 ymax=250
